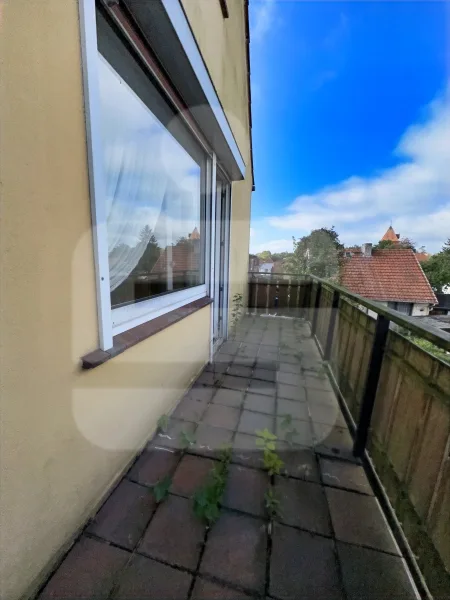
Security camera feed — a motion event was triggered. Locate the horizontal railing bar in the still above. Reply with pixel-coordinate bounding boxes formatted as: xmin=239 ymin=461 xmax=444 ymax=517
xmin=247 ymin=272 xmax=450 ymax=352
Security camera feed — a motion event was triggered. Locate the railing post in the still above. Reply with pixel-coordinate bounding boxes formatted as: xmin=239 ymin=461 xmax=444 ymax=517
xmin=353 ymin=314 xmax=390 ymax=457
xmin=324 ymin=289 xmax=340 ymax=361
xmin=311 ymin=282 xmax=322 ymax=335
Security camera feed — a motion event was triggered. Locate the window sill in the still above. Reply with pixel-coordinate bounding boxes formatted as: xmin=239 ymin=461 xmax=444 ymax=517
xmin=81 ymin=296 xmax=212 ymax=369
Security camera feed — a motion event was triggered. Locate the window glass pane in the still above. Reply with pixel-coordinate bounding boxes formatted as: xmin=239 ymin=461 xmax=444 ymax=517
xmin=97 ymin=54 xmax=205 ymax=309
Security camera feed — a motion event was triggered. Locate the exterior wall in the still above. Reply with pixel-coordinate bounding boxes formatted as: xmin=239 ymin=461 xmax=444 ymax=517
xmin=259 ymin=262 xmax=273 ymax=273
xmin=180 ymin=0 xmax=253 ymax=310
xmin=0 ymin=1 xmax=252 ymax=599
xmin=412 ymin=303 xmax=430 ymax=316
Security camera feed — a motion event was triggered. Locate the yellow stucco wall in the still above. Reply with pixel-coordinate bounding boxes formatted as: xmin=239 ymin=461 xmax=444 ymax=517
xmin=0 ymin=1 xmax=252 ymax=598
xmin=181 ymin=0 xmax=253 ymax=307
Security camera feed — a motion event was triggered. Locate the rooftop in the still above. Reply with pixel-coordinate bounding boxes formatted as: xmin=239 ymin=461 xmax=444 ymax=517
xmin=341 ymin=248 xmax=437 ymax=304
xmin=381 ymin=225 xmax=401 ymax=243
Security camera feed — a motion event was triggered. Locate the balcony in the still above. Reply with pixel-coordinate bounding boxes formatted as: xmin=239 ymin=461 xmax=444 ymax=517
xmin=37 ymin=275 xmax=449 ymax=600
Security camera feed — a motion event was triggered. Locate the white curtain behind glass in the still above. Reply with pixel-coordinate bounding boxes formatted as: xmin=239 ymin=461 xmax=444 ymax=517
xmin=98 ymin=54 xmax=201 ymax=292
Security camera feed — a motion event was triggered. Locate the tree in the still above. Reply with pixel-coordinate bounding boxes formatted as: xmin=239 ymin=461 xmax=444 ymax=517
xmin=422 ymin=239 xmax=450 ymax=293
xmin=373 ymin=237 xmax=417 ymax=252
xmin=134 ymin=226 xmax=161 ymax=275
xmin=256 ymin=250 xmax=272 ymax=262
xmin=271 ymin=251 xmax=292 ymax=262
xmin=284 ymin=227 xmax=343 ymax=279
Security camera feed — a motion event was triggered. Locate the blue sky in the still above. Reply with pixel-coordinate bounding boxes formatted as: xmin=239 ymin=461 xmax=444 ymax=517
xmin=249 ymin=0 xmax=450 ymax=254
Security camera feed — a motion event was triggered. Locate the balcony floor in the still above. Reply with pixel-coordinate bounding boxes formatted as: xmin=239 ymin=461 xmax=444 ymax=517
xmin=39 ymin=315 xmax=419 ymax=600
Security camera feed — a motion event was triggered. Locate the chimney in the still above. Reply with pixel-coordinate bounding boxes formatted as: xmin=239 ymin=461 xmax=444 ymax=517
xmin=361 ymin=243 xmax=372 ymax=257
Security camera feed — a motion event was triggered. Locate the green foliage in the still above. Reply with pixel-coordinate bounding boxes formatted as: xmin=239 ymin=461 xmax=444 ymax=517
xmin=279 ymin=415 xmax=299 ymax=447
xmin=230 ymin=293 xmax=244 ymax=332
xmin=373 ymin=237 xmax=417 ymax=252
xmin=157 ymin=414 xmax=170 ymax=433
xmin=179 ymin=429 xmax=196 ymax=449
xmin=422 ymin=239 xmax=450 ymax=293
xmin=133 ymin=225 xmax=161 ymax=275
xmin=152 ymin=475 xmax=172 ymax=503
xmin=280 ymin=414 xmax=293 ymax=429
xmin=403 ymin=333 xmax=450 ymax=365
xmin=283 ymin=227 xmax=343 ymax=280
xmin=193 ymin=446 xmax=232 ymax=525
xmin=265 ymin=487 xmax=282 ymax=519
xmin=316 ymin=362 xmax=328 ymax=380
xmin=255 ymin=429 xmax=284 ymax=476
xmin=256 ymin=250 xmax=272 ymax=261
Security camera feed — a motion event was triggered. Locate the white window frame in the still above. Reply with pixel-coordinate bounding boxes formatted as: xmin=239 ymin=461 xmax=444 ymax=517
xmin=79 ymin=0 xmax=217 ymax=349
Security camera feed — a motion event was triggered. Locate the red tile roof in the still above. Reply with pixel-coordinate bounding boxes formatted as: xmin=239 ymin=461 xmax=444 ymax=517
xmin=341 ymin=249 xmax=437 ymax=304
xmin=151 ymin=240 xmax=200 ymax=275
xmin=381 ymin=225 xmax=401 ymax=242
xmin=415 ymin=252 xmax=430 ymax=263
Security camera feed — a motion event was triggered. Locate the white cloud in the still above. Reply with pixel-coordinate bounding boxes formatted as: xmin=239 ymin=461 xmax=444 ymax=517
xmin=264 ymin=85 xmax=450 ymax=253
xmin=251 ymin=0 xmax=276 ymax=43
xmin=251 ymin=238 xmax=293 ymax=254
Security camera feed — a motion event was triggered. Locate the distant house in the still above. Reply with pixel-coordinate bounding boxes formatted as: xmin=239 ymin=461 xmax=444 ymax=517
xmin=341 ymin=244 xmax=437 ymax=316
xmin=343 ymin=246 xmax=362 ymax=258
xmin=415 ymin=252 xmax=431 ymax=263
xmin=259 ymin=258 xmax=274 ymax=273
xmin=431 ymin=294 xmax=450 ymax=316
xmin=249 ymin=254 xmax=259 ymax=272
xmin=271 ymin=260 xmax=285 ymax=273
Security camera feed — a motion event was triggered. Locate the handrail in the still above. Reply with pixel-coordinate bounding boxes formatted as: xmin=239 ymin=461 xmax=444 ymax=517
xmin=248 ymin=272 xmax=450 ymax=352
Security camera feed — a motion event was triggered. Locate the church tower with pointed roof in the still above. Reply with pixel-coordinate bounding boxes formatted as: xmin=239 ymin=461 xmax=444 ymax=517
xmin=381 ymin=225 xmax=400 ymax=243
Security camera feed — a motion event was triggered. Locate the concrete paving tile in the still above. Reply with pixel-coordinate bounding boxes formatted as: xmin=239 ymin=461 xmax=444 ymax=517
xmin=201 ymin=404 xmax=241 ymax=431
xmin=326 ymin=487 xmax=400 ymax=555
xmin=274 ymin=477 xmax=331 ymax=536
xmin=171 ymin=454 xmax=216 ymax=498
xmin=222 ymin=464 xmax=269 ymax=517
xmin=87 ymin=480 xmax=155 ymax=550
xmin=39 ymin=537 xmax=130 ymax=600
xmin=128 ymin=447 xmax=180 ymax=487
xmin=244 ymin=393 xmax=276 ymax=415
xmin=200 ymin=512 xmax=267 ymax=593
xmin=138 ymin=495 xmax=205 ymax=570
xmin=113 ymin=554 xmax=192 ymax=600
xmin=270 ymin=524 xmax=344 ymax=600
xmin=238 ymin=410 xmax=275 ymax=436
xmin=337 ymin=543 xmax=418 ymax=600
xmin=320 ymin=458 xmax=373 ymax=495
xmin=213 ymin=388 xmax=245 ymax=408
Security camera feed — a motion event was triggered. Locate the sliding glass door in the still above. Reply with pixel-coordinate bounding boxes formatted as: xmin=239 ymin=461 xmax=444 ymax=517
xmin=212 ymin=173 xmax=231 ymax=352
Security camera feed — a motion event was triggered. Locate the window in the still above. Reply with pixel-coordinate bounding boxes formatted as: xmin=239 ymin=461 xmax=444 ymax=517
xmin=80 ymin=1 xmax=244 ymax=351
xmin=91 ymin=8 xmax=210 ymax=337
xmin=98 ymin=55 xmax=206 ymax=311
xmin=388 ymin=301 xmax=413 ymax=316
